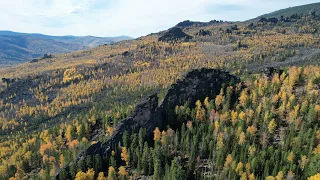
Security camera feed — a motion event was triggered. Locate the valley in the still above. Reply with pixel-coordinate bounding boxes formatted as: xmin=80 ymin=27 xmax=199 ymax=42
xmin=0 ymin=31 xmax=132 ymax=67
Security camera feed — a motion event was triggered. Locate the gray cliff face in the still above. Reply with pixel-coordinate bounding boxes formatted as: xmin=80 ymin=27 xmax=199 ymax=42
xmin=160 ymin=68 xmax=239 ymax=129
xmin=85 ymin=94 xmax=161 ymax=158
xmin=56 ymin=68 xmax=240 ymax=179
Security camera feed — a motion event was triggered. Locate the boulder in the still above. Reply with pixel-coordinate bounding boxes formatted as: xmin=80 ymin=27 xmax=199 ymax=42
xmin=122 ymin=51 xmax=132 ymax=57
xmin=264 ymin=67 xmax=284 ymax=79
xmin=158 ymin=28 xmax=192 ymax=42
xmin=196 ymin=29 xmax=212 ymax=36
xmin=268 ymin=17 xmax=279 ymax=23
xmin=231 ymin=25 xmax=238 ymax=31
xmin=259 ymin=17 xmax=279 ymax=23
xmin=42 ymin=54 xmax=53 ymax=59
xmin=226 ymin=29 xmax=232 ymax=34
xmin=30 ymin=59 xmax=39 ymax=63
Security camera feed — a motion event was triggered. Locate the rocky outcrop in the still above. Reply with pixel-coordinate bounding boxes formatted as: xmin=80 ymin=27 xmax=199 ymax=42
xmin=30 ymin=54 xmax=54 ymax=63
xmin=259 ymin=17 xmax=279 ymax=23
xmin=196 ymin=29 xmax=212 ymax=36
xmin=85 ymin=94 xmax=161 ymax=157
xmin=158 ymin=28 xmax=192 ymax=42
xmin=264 ymin=67 xmax=284 ymax=79
xmin=1 ymin=78 xmax=15 ymax=84
xmin=258 ymin=14 xmax=303 ymax=25
xmin=56 ymin=68 xmax=240 ymax=179
xmin=176 ymin=20 xmax=199 ymax=28
xmin=175 ymin=20 xmax=224 ymax=29
xmin=160 ymin=68 xmax=240 ymax=129
xmin=122 ymin=51 xmax=133 ymax=57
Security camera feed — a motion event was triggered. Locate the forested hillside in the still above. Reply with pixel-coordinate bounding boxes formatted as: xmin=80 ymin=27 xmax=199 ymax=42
xmin=0 ymin=3 xmax=319 ymax=180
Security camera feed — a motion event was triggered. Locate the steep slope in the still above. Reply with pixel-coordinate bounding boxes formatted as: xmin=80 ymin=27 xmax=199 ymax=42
xmin=0 ymin=31 xmax=132 ymax=67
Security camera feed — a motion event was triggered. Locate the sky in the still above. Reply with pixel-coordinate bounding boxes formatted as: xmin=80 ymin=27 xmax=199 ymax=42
xmin=0 ymin=0 xmax=319 ymax=38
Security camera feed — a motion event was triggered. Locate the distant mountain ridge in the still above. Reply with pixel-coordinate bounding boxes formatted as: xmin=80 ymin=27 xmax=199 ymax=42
xmin=0 ymin=31 xmax=132 ymax=67
xmin=256 ymin=2 xmax=320 ymax=19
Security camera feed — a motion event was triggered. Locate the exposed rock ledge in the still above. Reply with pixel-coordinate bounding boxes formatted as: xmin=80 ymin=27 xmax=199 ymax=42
xmin=56 ymin=68 xmax=240 ymax=179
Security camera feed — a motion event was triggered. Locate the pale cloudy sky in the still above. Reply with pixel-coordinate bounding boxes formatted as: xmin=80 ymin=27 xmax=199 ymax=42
xmin=0 ymin=0 xmax=318 ymax=37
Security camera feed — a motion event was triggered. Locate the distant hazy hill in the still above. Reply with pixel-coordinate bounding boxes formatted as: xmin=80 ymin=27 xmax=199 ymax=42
xmin=256 ymin=2 xmax=320 ymax=19
xmin=0 ymin=31 xmax=132 ymax=67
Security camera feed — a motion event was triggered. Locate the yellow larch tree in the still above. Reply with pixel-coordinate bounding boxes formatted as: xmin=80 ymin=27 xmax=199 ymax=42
xmin=239 ymin=111 xmax=246 ymax=120
xmin=97 ymin=172 xmax=107 ymax=180
xmin=312 ymin=144 xmax=320 ymax=154
xmin=231 ymin=110 xmax=238 ymax=125
xmin=287 ymin=152 xmax=295 ymax=163
xmin=224 ymin=154 xmax=233 ymax=167
xmin=107 ymin=166 xmax=117 ymax=180
xmin=239 ymin=89 xmax=249 ymax=107
xmin=215 ymin=91 xmax=225 ymax=109
xmin=308 ymin=173 xmax=320 ymax=180
xmin=299 ymin=155 xmax=308 ymax=170
xmin=153 ymin=127 xmax=161 ymax=141
xmin=275 ymin=171 xmax=283 ymax=180
xmin=236 ymin=162 xmax=244 ymax=175
xmin=247 ymin=125 xmax=257 ymax=136
xmin=59 ymin=154 xmax=65 ymax=168
xmin=248 ymin=173 xmax=255 ymax=180
xmin=268 ymin=119 xmax=277 ymax=134
xmin=239 ymin=132 xmax=246 ymax=145
xmin=266 ymin=176 xmax=275 ymax=180
xmin=118 ymin=166 xmax=128 ymax=178
xmin=121 ymin=147 xmax=129 ymax=165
